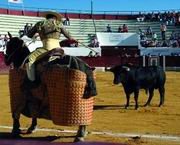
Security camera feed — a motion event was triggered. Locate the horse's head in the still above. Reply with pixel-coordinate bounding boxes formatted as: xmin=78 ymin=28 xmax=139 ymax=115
xmin=5 ymin=32 xmax=30 ymax=68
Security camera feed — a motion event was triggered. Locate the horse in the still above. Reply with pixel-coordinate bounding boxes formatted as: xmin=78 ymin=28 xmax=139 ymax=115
xmin=4 ymin=32 xmax=97 ymax=142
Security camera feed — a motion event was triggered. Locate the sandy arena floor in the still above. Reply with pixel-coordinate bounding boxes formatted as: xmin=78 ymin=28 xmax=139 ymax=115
xmin=0 ymin=71 xmax=180 ymax=145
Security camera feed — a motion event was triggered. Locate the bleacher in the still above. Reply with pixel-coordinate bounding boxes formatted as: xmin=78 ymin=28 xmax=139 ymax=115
xmin=0 ymin=11 xmax=179 ymax=71
xmin=0 ymin=14 xmax=179 ymax=47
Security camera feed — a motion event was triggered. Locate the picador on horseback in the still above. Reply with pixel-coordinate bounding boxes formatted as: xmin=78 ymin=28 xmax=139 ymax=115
xmin=4 ymin=11 xmax=97 ymax=142
xmin=26 ymin=11 xmax=74 ymax=81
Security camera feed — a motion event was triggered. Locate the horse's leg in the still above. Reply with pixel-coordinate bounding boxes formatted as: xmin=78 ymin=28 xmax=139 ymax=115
xmin=11 ymin=97 xmax=26 ymax=137
xmin=74 ymin=125 xmax=87 ymax=142
xmin=11 ymin=112 xmax=21 ymax=137
xmin=26 ymin=117 xmax=37 ymax=134
xmin=23 ymin=89 xmax=38 ymax=134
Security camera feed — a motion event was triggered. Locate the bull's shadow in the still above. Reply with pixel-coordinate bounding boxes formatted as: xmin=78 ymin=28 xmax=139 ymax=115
xmin=94 ymin=104 xmax=129 ymax=110
xmin=93 ymin=104 xmax=149 ymax=110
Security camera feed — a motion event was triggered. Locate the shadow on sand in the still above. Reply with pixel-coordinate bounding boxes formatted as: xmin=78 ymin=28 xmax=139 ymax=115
xmin=0 ymin=132 xmax=126 ymax=145
xmin=93 ymin=104 xmax=141 ymax=110
xmin=0 ymin=131 xmax=63 ymax=139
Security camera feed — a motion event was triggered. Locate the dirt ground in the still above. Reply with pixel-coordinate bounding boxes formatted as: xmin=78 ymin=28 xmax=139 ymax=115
xmin=0 ymin=71 xmax=180 ymax=145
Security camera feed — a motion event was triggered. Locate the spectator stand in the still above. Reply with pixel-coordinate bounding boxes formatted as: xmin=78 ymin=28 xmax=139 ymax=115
xmin=0 ymin=8 xmax=180 ymax=69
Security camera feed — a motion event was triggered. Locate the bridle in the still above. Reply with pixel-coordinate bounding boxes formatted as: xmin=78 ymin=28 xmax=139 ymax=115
xmin=5 ymin=45 xmax=19 ymax=63
xmin=5 ymin=40 xmax=26 ymax=63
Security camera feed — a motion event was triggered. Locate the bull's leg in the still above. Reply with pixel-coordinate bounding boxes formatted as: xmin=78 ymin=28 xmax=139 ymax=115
xmin=158 ymin=86 xmax=165 ymax=107
xmin=125 ymin=93 xmax=130 ymax=109
xmin=134 ymin=90 xmax=139 ymax=110
xmin=74 ymin=125 xmax=87 ymax=142
xmin=26 ymin=117 xmax=37 ymax=134
xmin=144 ymin=88 xmax=154 ymax=106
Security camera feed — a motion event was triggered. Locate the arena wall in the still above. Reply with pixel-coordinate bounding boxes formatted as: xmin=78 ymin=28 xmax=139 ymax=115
xmin=0 ymin=8 xmax=137 ymax=20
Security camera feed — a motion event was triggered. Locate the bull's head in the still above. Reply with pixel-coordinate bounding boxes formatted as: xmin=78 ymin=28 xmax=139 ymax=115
xmin=107 ymin=65 xmax=130 ymax=85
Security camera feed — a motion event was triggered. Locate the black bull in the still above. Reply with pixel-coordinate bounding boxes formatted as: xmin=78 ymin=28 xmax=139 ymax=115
xmin=107 ymin=65 xmax=166 ymax=109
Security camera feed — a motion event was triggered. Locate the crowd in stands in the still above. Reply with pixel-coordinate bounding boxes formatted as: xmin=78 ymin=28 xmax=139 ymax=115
xmin=12 ymin=11 xmax=180 ymax=49
xmin=104 ymin=21 xmax=180 ymax=48
xmin=106 ymin=24 xmax=129 ymax=33
xmin=136 ymin=11 xmax=180 ymax=26
xmin=118 ymin=24 xmax=128 ymax=33
xmin=139 ymin=24 xmax=180 ymax=48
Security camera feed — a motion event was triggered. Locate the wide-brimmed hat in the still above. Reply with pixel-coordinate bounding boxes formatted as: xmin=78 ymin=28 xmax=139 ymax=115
xmin=42 ymin=11 xmax=63 ymax=21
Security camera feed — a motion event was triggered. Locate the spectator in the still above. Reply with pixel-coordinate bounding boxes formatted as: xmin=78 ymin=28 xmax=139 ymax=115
xmin=177 ymin=37 xmax=180 ymax=46
xmin=170 ymin=39 xmax=179 ymax=47
xmin=146 ymin=26 xmax=153 ymax=36
xmin=19 ymin=30 xmax=24 ymax=38
xmin=88 ymin=51 xmax=93 ymax=57
xmin=160 ymin=23 xmax=167 ymax=40
xmin=137 ymin=12 xmax=145 ymax=22
xmin=64 ymin=16 xmax=70 ymax=26
xmin=118 ymin=26 xmax=122 ymax=33
xmin=122 ymin=24 xmax=128 ymax=33
xmin=89 ymin=36 xmax=99 ymax=47
xmin=157 ymin=12 xmax=163 ymax=22
xmin=152 ymin=32 xmax=157 ymax=41
xmin=150 ymin=12 xmax=156 ymax=21
xmin=145 ymin=13 xmax=151 ymax=21
xmin=24 ymin=23 xmax=29 ymax=35
xmin=169 ymin=31 xmax=176 ymax=40
xmin=139 ymin=28 xmax=146 ymax=40
xmin=161 ymin=40 xmax=169 ymax=47
xmin=28 ymin=23 xmax=33 ymax=32
xmin=175 ymin=12 xmax=180 ymax=26
xmin=171 ymin=11 xmax=176 ymax=25
xmin=106 ymin=24 xmax=112 ymax=32
xmin=166 ymin=11 xmax=172 ymax=25
xmin=0 ymin=34 xmax=5 ymax=50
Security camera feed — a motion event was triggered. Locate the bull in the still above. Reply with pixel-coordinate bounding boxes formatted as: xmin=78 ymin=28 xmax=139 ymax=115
xmin=107 ymin=65 xmax=166 ymax=109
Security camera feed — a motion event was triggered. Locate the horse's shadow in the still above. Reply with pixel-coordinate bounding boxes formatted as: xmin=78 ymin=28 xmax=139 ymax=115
xmin=0 ymin=132 xmax=74 ymax=142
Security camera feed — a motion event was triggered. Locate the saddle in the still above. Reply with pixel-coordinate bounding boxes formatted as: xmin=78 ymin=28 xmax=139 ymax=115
xmin=23 ymin=47 xmax=97 ymax=98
